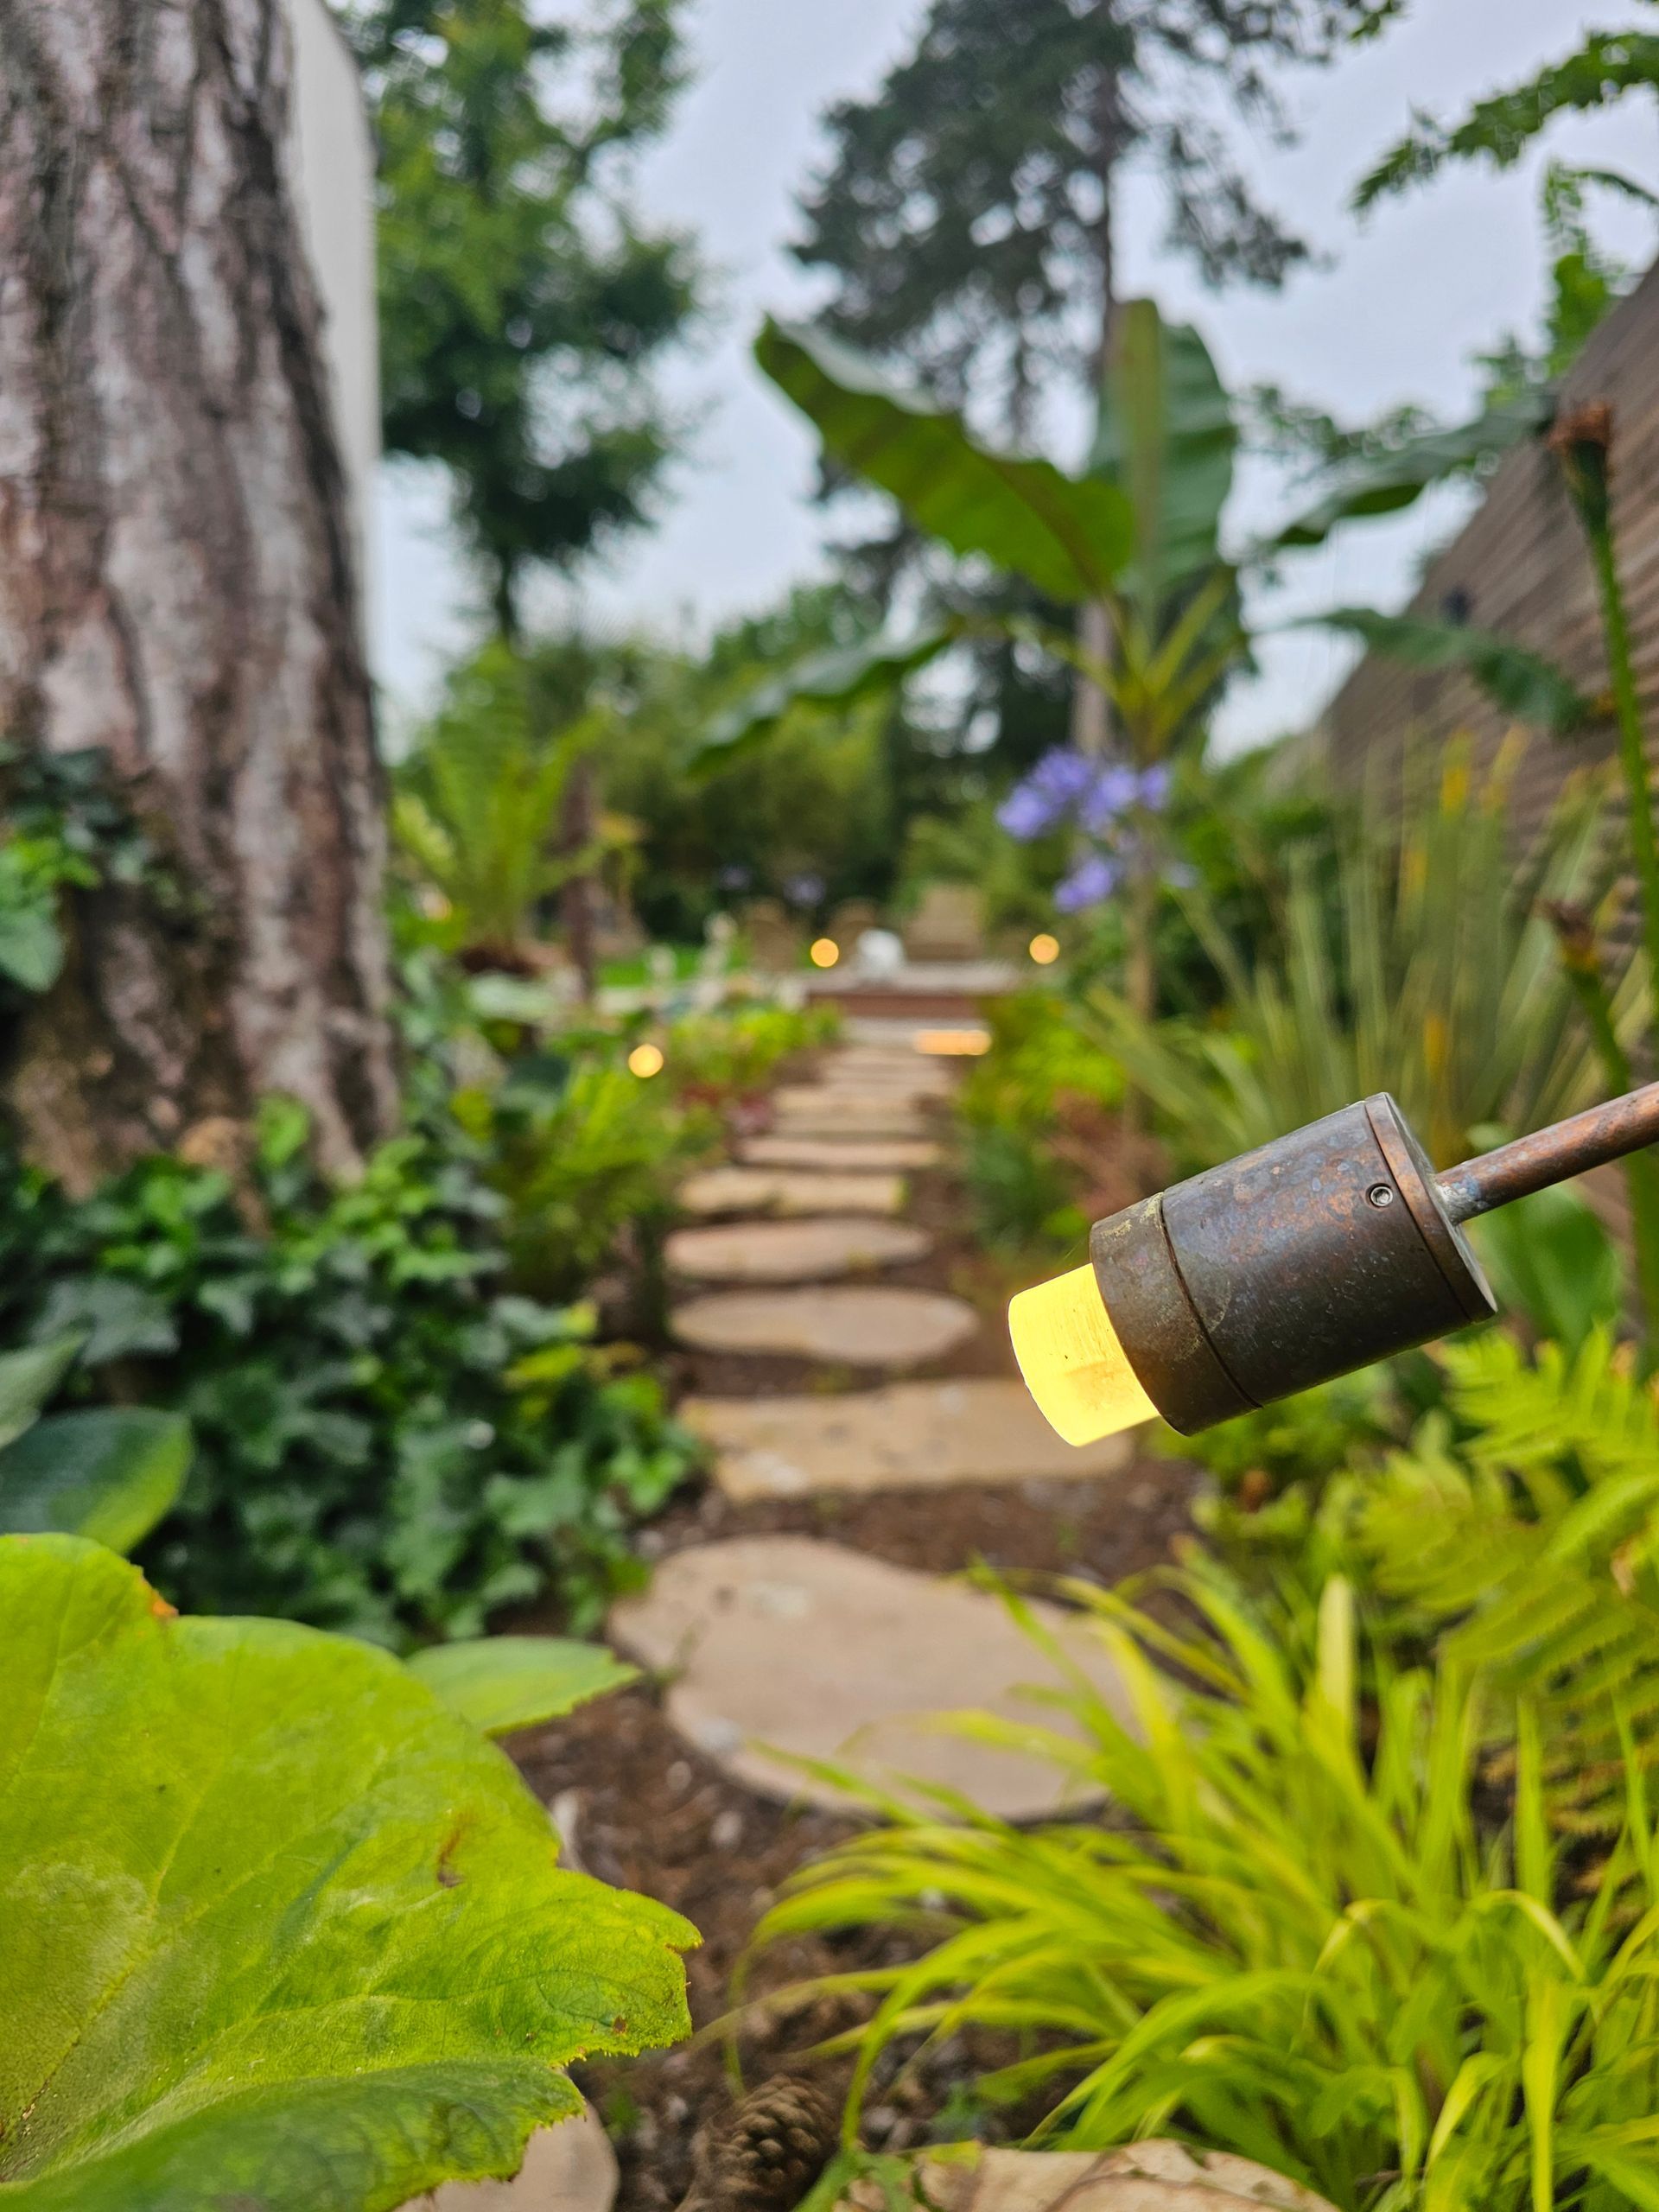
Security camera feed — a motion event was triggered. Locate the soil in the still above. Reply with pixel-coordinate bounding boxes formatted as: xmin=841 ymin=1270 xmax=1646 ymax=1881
xmin=505 ymin=1063 xmax=1203 ymax=2211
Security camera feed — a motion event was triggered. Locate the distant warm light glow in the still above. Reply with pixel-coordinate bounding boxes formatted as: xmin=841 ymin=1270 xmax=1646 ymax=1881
xmin=1009 ymin=1263 xmax=1159 ymax=1446
xmin=1029 ymin=933 xmax=1061 ymax=966
xmin=915 ymin=1027 xmax=992 ymax=1058
xmin=628 ymin=1043 xmax=665 ymax=1079
xmin=810 ymin=938 xmax=842 ymax=969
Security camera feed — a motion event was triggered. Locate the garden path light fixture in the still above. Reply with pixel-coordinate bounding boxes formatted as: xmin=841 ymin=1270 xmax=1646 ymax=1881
xmin=1010 ymin=1084 xmax=1659 ymax=1445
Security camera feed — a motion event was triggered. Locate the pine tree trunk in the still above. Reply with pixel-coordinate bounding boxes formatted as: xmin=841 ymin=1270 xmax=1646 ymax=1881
xmin=0 ymin=0 xmax=397 ymax=1194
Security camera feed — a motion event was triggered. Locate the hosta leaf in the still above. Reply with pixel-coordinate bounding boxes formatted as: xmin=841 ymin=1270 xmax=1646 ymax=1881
xmin=406 ymin=1634 xmax=639 ymax=1736
xmin=0 ymin=1408 xmax=192 ymax=1553
xmin=756 ymin=319 xmax=1133 ymax=602
xmin=0 ymin=1537 xmax=694 ymax=2212
xmin=692 ymin=623 xmax=961 ymax=770
xmin=0 ymin=1335 xmax=82 ymax=1452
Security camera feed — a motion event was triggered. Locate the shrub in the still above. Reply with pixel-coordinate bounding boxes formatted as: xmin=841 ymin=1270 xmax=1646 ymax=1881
xmin=0 ymin=1332 xmax=189 ymax=1550
xmin=754 ymin=1561 xmax=1659 ymax=2211
xmin=0 ymin=1534 xmax=692 ymax=2211
xmin=957 ymin=994 xmax=1128 ymax=1258
xmin=0 ymin=1103 xmax=700 ymax=1643
xmin=663 ymin=1001 xmax=841 ymax=1105
xmin=1084 ymin=747 xmax=1629 ymax=1174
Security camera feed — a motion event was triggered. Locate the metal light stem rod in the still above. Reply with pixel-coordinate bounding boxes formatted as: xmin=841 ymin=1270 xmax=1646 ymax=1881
xmin=1437 ymin=1080 xmax=1659 ymax=1224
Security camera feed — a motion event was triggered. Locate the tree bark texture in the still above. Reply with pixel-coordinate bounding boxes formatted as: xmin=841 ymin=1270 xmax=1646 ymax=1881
xmin=0 ymin=0 xmax=397 ymax=1192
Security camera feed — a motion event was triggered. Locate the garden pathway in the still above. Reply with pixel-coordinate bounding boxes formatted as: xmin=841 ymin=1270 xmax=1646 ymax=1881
xmin=609 ymin=1028 xmax=1139 ymax=1821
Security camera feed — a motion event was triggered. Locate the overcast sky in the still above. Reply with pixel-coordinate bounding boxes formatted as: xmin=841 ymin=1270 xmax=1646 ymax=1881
xmin=371 ymin=0 xmax=1659 ymax=753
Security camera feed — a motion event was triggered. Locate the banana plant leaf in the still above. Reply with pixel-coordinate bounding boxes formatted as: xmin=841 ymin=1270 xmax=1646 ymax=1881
xmin=0 ymin=1408 xmax=191 ymax=1554
xmin=1304 ymin=606 xmax=1598 ymax=733
xmin=1263 ymin=388 xmax=1554 ymax=556
xmin=0 ymin=1536 xmax=694 ymax=2212
xmin=406 ymin=1635 xmax=638 ymax=1737
xmin=1087 ymin=299 xmax=1236 ymax=608
xmin=692 ymin=620 xmax=963 ymax=771
xmin=756 ymin=320 xmax=1133 ymax=603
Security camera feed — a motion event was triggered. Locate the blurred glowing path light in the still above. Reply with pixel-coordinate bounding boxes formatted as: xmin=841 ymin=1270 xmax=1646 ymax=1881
xmin=914 ymin=1027 xmax=991 ymax=1058
xmin=1008 ymin=1264 xmax=1157 ymax=1446
xmin=628 ymin=1042 xmax=666 ymax=1079
xmin=809 ymin=938 xmax=841 ymax=969
xmin=1028 ymin=933 xmax=1060 ymax=966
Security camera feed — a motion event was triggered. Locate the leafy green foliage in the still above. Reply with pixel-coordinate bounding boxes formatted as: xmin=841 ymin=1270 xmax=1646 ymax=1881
xmin=393 ymin=637 xmax=612 ymax=957
xmin=1469 ymin=1184 xmax=1626 ymax=1355
xmin=755 ymin=1563 xmax=1659 ymax=2211
xmin=955 ymin=994 xmax=1126 ymax=1257
xmin=0 ymin=745 xmax=158 ymax=1002
xmin=1170 ymin=1364 xmax=1398 ymax=1510
xmin=1084 ymin=747 xmax=1630 ymax=1173
xmin=0 ymin=1535 xmax=692 ymax=2212
xmin=347 ymin=0 xmax=699 ymax=627
xmin=0 ymin=1334 xmax=190 ymax=1552
xmin=0 ymin=1105 xmax=700 ymax=1643
xmin=1354 ymin=28 xmax=1659 ymax=210
xmin=757 ymin=321 xmax=1133 ymax=606
xmin=1350 ymin=1330 xmax=1659 ymax=1832
xmin=406 ymin=1633 xmax=638 ymax=1735
xmin=662 ymin=1002 xmax=840 ymax=1104
xmin=1303 ymin=607 xmax=1596 ymax=734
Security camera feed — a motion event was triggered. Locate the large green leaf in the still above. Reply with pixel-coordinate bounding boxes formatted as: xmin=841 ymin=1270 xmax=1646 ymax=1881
xmin=756 ymin=320 xmax=1133 ymax=603
xmin=1088 ymin=299 xmax=1236 ymax=605
xmin=0 ymin=1337 xmax=82 ymax=1452
xmin=407 ymin=1635 xmax=639 ymax=1737
xmin=1304 ymin=606 xmax=1597 ymax=733
xmin=691 ymin=622 xmax=961 ymax=772
xmin=1264 ymin=391 xmax=1554 ymax=556
xmin=0 ymin=901 xmax=65 ymax=995
xmin=0 ymin=1537 xmax=694 ymax=2212
xmin=0 ymin=1408 xmax=191 ymax=1553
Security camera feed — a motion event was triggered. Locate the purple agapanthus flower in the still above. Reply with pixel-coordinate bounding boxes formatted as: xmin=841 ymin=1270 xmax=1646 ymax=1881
xmin=997 ymin=747 xmax=1102 ymax=842
xmin=1137 ymin=764 xmax=1173 ymax=812
xmin=1054 ymin=854 xmax=1121 ymax=912
xmin=1078 ymin=763 xmax=1140 ymax=835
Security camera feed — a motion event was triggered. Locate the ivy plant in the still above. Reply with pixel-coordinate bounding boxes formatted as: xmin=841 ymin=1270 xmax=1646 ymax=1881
xmin=0 ymin=1535 xmax=694 ymax=2212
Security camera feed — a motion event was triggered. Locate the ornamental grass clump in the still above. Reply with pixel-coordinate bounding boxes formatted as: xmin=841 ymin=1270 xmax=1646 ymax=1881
xmin=753 ymin=1560 xmax=1659 ymax=2212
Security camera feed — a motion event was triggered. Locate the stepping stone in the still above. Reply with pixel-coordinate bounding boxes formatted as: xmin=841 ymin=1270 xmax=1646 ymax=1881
xmin=609 ymin=1535 xmax=1137 ymax=1817
xmin=672 ymin=1285 xmax=976 ymax=1365
xmin=741 ymin=1135 xmax=943 ymax=1172
xmin=667 ymin=1217 xmax=929 ymax=1285
xmin=837 ymin=2143 xmax=1337 ymax=2212
xmin=771 ymin=1096 xmax=931 ymax=1140
xmin=684 ymin=1378 xmax=1136 ymax=1502
xmin=407 ymin=2106 xmax=618 ymax=2211
xmin=777 ymin=1083 xmax=943 ymax=1113
xmin=679 ymin=1166 xmax=906 ymax=1219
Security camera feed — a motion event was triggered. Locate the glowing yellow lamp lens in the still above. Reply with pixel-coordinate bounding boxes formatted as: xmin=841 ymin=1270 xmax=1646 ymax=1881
xmin=1008 ymin=1263 xmax=1158 ymax=1446
xmin=810 ymin=938 xmax=841 ymax=969
xmin=915 ymin=1027 xmax=991 ymax=1058
xmin=628 ymin=1043 xmax=665 ymax=1079
xmin=1029 ymin=932 xmax=1060 ymax=966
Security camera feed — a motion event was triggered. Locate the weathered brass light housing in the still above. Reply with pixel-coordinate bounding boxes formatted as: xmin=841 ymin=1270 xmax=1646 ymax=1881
xmin=1012 ymin=1085 xmax=1659 ymax=1444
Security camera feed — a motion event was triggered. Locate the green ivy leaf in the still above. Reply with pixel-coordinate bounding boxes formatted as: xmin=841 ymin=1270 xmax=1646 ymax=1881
xmin=0 ymin=900 xmax=64 ymax=995
xmin=406 ymin=1635 xmax=639 ymax=1736
xmin=0 ymin=1336 xmax=84 ymax=1452
xmin=0 ymin=1537 xmax=695 ymax=2212
xmin=0 ymin=1409 xmax=192 ymax=1553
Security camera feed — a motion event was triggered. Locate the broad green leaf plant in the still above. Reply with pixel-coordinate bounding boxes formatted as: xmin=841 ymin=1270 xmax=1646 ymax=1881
xmin=0 ymin=1535 xmax=693 ymax=2212
xmin=0 ymin=1335 xmax=188 ymax=1553
xmin=753 ymin=1561 xmax=1659 ymax=2212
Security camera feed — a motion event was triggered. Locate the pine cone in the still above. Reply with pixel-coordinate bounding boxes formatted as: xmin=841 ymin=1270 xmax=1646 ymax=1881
xmin=677 ymin=2075 xmax=839 ymax=2212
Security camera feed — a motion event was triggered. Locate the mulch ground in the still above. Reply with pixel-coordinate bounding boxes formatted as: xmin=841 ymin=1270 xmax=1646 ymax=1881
xmin=506 ymin=1066 xmax=1202 ymax=2210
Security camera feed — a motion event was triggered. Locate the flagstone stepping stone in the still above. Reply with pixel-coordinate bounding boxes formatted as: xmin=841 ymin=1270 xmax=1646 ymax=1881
xmin=672 ymin=1285 xmax=977 ymax=1365
xmin=609 ymin=1535 xmax=1136 ymax=1817
xmin=771 ymin=1096 xmax=931 ymax=1139
xmin=679 ymin=1166 xmax=906 ymax=1218
xmin=667 ymin=1217 xmax=929 ymax=1285
xmin=837 ymin=2143 xmax=1337 ymax=2212
xmin=741 ymin=1135 xmax=943 ymax=1172
xmin=684 ymin=1377 xmax=1137 ymax=1501
xmin=410 ymin=2106 xmax=618 ymax=2211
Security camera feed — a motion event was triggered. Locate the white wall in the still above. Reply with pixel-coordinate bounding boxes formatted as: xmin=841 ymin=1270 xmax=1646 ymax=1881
xmin=285 ymin=0 xmax=380 ymax=624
